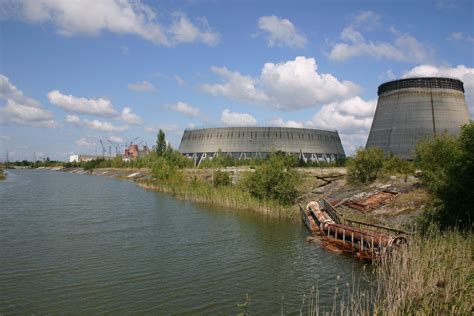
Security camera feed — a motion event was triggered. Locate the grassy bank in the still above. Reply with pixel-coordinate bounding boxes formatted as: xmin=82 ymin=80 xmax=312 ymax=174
xmin=0 ymin=168 xmax=6 ymax=180
xmin=369 ymin=230 xmax=473 ymax=315
xmin=137 ymin=179 xmax=297 ymax=220
xmin=299 ymin=230 xmax=473 ymax=315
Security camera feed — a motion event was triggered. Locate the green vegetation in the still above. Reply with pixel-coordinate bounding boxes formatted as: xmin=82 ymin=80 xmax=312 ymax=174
xmin=156 ymin=129 xmax=167 ymax=156
xmin=414 ymin=122 xmax=474 ymax=231
xmin=0 ymin=167 xmax=5 ymax=180
xmin=212 ymin=170 xmax=231 ymax=187
xmin=346 ymin=147 xmax=386 ymax=183
xmin=240 ymin=153 xmax=300 ymax=205
xmin=5 ymin=158 xmax=64 ymax=169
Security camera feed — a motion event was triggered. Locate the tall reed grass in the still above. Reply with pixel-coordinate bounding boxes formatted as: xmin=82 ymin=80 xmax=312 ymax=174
xmin=299 ymin=230 xmax=473 ymax=315
xmin=137 ymin=179 xmax=297 ymax=220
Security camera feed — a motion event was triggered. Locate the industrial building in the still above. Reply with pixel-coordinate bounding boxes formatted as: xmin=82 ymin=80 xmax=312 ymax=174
xmin=69 ymin=154 xmax=103 ymax=163
xmin=366 ymin=77 xmax=470 ymax=159
xmin=178 ymin=127 xmax=345 ymax=164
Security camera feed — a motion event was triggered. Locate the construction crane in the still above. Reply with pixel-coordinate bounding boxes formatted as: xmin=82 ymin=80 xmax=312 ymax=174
xmin=107 ymin=139 xmax=121 ymax=156
xmin=127 ymin=137 xmax=140 ymax=147
xmin=99 ymin=139 xmax=106 ymax=157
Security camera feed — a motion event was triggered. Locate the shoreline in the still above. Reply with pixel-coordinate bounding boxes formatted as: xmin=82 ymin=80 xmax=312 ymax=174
xmin=56 ymin=167 xmax=298 ymax=220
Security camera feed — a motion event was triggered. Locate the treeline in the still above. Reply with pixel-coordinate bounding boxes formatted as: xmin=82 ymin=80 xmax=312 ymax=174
xmin=4 ymin=158 xmax=63 ymax=169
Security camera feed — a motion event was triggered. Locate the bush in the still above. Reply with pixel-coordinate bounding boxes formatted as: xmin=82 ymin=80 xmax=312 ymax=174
xmin=346 ymin=147 xmax=385 ymax=184
xmin=152 ymin=157 xmax=175 ymax=181
xmin=414 ymin=123 xmax=474 ymax=231
xmin=383 ymin=155 xmax=415 ymax=176
xmin=213 ymin=170 xmax=231 ymax=187
xmin=240 ymin=154 xmax=300 ymax=205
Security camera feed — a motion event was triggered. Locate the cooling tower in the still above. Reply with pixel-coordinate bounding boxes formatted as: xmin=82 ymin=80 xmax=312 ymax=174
xmin=179 ymin=127 xmax=345 ymax=164
xmin=366 ymin=77 xmax=470 ymax=159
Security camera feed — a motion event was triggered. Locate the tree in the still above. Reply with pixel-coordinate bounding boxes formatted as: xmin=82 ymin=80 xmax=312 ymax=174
xmin=415 ymin=123 xmax=474 ymax=230
xmin=346 ymin=147 xmax=385 ymax=184
xmin=156 ymin=129 xmax=166 ymax=156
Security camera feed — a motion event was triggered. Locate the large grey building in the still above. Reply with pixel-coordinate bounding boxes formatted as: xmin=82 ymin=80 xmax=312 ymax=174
xmin=366 ymin=77 xmax=470 ymax=159
xmin=179 ymin=127 xmax=345 ymax=164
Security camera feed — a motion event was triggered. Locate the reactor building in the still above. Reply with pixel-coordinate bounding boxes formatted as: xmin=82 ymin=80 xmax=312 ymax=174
xmin=178 ymin=127 xmax=345 ymax=164
xmin=366 ymin=77 xmax=470 ymax=159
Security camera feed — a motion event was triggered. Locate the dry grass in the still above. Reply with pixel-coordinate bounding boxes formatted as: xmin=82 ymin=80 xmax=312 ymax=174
xmin=370 ymin=230 xmax=473 ymax=315
xmin=386 ymin=188 xmax=430 ymax=211
xmin=299 ymin=230 xmax=473 ymax=315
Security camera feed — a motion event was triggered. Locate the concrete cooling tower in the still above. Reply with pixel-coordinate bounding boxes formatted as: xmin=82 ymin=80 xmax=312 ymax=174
xmin=366 ymin=77 xmax=470 ymax=159
xmin=179 ymin=127 xmax=345 ymax=164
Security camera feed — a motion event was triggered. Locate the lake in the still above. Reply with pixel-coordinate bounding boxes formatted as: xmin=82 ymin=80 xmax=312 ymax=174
xmin=0 ymin=169 xmax=369 ymax=314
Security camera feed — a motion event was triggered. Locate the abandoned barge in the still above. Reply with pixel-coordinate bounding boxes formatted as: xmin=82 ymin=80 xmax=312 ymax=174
xmin=301 ymin=200 xmax=409 ymax=260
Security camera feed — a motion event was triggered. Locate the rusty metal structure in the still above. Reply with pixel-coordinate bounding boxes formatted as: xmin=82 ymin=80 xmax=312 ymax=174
xmin=301 ymin=200 xmax=408 ymax=260
xmin=344 ymin=190 xmax=398 ymax=213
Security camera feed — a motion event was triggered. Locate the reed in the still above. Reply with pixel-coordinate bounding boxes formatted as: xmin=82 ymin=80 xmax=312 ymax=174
xmin=299 ymin=230 xmax=473 ymax=315
xmin=137 ymin=180 xmax=298 ymax=220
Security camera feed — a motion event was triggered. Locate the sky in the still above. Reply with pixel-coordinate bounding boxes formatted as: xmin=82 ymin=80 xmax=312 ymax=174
xmin=0 ymin=0 xmax=473 ymax=161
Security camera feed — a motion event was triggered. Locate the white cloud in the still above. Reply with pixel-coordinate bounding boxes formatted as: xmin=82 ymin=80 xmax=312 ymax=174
xmin=0 ymin=74 xmax=59 ymax=128
xmin=268 ymin=118 xmax=304 ymax=128
xmin=447 ymin=32 xmax=474 ymax=43
xmin=66 ymin=114 xmax=128 ymax=132
xmin=0 ymin=100 xmax=59 ymax=128
xmin=48 ymin=90 xmax=118 ymax=117
xmin=121 ymin=107 xmax=142 ymax=124
xmin=169 ymin=13 xmax=219 ymax=46
xmin=260 ymin=57 xmax=360 ymax=109
xmin=257 ymin=15 xmax=306 ymax=48
xmin=174 ymin=75 xmax=186 ymax=86
xmin=65 ymin=114 xmax=81 ymax=124
xmin=145 ymin=124 xmax=182 ymax=135
xmin=201 ymin=56 xmax=359 ymax=110
xmin=220 ymin=109 xmax=258 ymax=127
xmin=378 ymin=69 xmax=397 ymax=82
xmin=403 ymin=64 xmax=474 ymax=115
xmin=329 ymin=26 xmax=433 ymax=63
xmin=0 ymin=135 xmax=12 ymax=140
xmin=108 ymin=136 xmax=123 ymax=143
xmin=169 ymin=102 xmax=200 ymax=117
xmin=307 ymin=96 xmax=377 ymax=154
xmin=0 ymin=74 xmax=40 ymax=107
xmin=127 ymin=80 xmax=156 ymax=93
xmin=15 ymin=0 xmax=219 ymax=46
xmin=200 ymin=66 xmax=270 ymax=104
xmin=75 ymin=137 xmax=95 ymax=148
xmin=83 ymin=119 xmax=128 ymax=132
xmin=352 ymin=11 xmax=380 ymax=30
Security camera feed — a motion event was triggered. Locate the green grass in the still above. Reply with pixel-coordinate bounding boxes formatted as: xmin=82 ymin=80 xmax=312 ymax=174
xmin=0 ymin=169 xmax=6 ymax=180
xmin=137 ymin=179 xmax=298 ymax=220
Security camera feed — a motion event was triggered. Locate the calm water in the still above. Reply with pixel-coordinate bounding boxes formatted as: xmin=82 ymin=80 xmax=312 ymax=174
xmin=0 ymin=170 xmax=369 ymax=314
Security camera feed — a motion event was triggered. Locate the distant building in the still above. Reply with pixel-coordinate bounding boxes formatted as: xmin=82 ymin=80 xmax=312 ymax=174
xmin=123 ymin=144 xmax=150 ymax=161
xmin=69 ymin=154 xmax=103 ymax=162
xmin=178 ymin=126 xmax=345 ymax=165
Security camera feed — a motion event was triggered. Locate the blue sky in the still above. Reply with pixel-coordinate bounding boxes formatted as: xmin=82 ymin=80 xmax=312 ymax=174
xmin=1 ymin=0 xmax=473 ymax=161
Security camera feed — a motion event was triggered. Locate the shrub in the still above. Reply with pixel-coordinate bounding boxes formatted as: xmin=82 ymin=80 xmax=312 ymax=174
xmin=346 ymin=147 xmax=385 ymax=184
xmin=240 ymin=154 xmax=300 ymax=205
xmin=152 ymin=157 xmax=178 ymax=181
xmin=212 ymin=170 xmax=231 ymax=187
xmin=383 ymin=154 xmax=415 ymax=175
